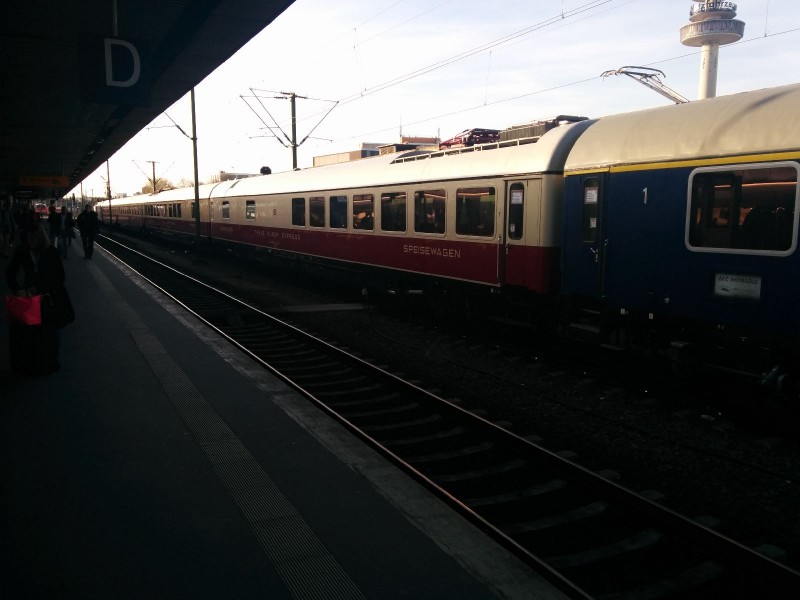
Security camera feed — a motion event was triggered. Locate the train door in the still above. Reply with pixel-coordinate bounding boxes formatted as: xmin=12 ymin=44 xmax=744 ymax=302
xmin=563 ymin=173 xmax=609 ymax=301
xmin=503 ymin=179 xmax=541 ymax=289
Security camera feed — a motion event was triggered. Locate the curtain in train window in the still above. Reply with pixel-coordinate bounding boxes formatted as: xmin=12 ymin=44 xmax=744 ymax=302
xmin=309 ymin=197 xmax=325 ymax=227
xmin=381 ymin=191 xmax=407 ymax=232
xmin=688 ymin=165 xmax=797 ymax=252
xmin=222 ymin=201 xmax=230 ymax=219
xmin=414 ymin=189 xmax=446 ymax=234
xmin=329 ymin=195 xmax=347 ymax=229
xmin=456 ymin=187 xmax=495 ymax=236
xmin=353 ymin=194 xmax=374 ymax=230
xmin=292 ymin=198 xmax=305 ymax=226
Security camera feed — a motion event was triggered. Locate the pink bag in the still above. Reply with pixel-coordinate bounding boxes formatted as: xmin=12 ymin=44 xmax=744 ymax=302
xmin=5 ymin=294 xmax=43 ymax=325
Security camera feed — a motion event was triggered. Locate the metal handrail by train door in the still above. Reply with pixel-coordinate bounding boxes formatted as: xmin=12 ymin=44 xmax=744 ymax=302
xmin=599 ymin=238 xmax=609 ymax=299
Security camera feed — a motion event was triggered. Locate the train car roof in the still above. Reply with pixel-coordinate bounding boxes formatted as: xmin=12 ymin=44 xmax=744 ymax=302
xmin=564 ymin=83 xmax=800 ymax=172
xmin=112 ymin=180 xmax=237 ymax=205
xmin=221 ymin=119 xmax=594 ymax=198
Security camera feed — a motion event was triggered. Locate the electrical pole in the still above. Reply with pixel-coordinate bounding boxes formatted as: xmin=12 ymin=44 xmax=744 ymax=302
xmin=275 ymin=92 xmax=305 ymax=169
xmin=289 ymin=92 xmax=298 ymax=170
xmin=191 ymin=87 xmax=203 ymax=261
xmin=147 ymin=160 xmax=159 ymax=193
xmin=106 ymin=160 xmax=112 ymax=225
xmin=249 ymin=90 xmax=337 ymax=170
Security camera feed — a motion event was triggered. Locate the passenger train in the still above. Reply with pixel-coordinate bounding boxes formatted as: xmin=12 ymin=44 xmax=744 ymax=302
xmin=97 ymin=83 xmax=800 ymax=394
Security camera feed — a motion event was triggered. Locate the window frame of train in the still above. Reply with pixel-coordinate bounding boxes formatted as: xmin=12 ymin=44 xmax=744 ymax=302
xmin=352 ymin=193 xmax=374 ymax=230
xmin=222 ymin=201 xmax=230 ymax=219
xmin=414 ymin=189 xmax=446 ymax=234
xmin=245 ymin=199 xmax=256 ymax=220
xmin=456 ymin=186 xmax=495 ymax=237
xmin=507 ymin=182 xmax=524 ymax=240
xmin=686 ymin=162 xmax=798 ymax=255
xmin=292 ymin=197 xmax=306 ymax=226
xmin=309 ymin=196 xmax=325 ymax=227
xmin=381 ymin=191 xmax=407 ymax=232
xmin=329 ymin=195 xmax=347 ymax=229
xmin=582 ymin=178 xmax=600 ymax=243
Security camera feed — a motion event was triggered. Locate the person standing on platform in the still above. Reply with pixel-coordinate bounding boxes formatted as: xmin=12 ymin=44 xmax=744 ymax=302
xmin=47 ymin=203 xmax=60 ymax=247
xmin=0 ymin=199 xmax=10 ymax=258
xmin=57 ymin=206 xmax=75 ymax=259
xmin=76 ymin=204 xmax=99 ymax=259
xmin=5 ymin=222 xmax=66 ymax=375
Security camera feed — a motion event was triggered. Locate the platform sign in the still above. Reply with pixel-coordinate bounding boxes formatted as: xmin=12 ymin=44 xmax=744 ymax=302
xmin=78 ymin=34 xmax=150 ymax=106
xmin=19 ymin=175 xmax=70 ymax=188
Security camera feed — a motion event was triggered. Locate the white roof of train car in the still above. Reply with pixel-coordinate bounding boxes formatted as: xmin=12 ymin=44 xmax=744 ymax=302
xmin=221 ymin=119 xmax=594 ymax=198
xmin=564 ymin=83 xmax=800 ymax=172
xmin=108 ymin=120 xmax=593 ymax=206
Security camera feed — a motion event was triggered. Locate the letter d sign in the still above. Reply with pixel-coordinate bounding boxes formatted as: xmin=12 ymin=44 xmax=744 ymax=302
xmin=79 ymin=34 xmax=150 ymax=106
xmin=105 ymin=39 xmax=141 ymax=88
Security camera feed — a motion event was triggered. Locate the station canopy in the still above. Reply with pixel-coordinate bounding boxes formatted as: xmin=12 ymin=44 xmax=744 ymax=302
xmin=0 ymin=0 xmax=295 ymax=200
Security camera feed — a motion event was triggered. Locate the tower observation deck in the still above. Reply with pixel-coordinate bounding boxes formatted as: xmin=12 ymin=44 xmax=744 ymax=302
xmin=680 ymin=1 xmax=745 ymax=99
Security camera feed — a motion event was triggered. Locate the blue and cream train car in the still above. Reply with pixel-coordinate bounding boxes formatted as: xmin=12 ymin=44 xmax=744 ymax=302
xmin=561 ymin=83 xmax=800 ymax=382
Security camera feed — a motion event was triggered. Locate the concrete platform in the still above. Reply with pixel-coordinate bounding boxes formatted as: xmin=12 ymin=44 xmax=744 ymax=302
xmin=1 ymin=236 xmax=567 ymax=599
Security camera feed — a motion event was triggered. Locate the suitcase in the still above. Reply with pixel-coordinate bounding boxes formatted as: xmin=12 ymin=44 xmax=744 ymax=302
xmin=8 ymin=321 xmax=60 ymax=375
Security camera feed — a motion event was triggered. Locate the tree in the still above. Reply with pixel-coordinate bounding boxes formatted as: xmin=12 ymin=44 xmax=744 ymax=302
xmin=140 ymin=178 xmax=174 ymax=194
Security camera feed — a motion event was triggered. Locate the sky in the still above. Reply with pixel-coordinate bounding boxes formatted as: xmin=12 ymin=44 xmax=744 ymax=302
xmin=69 ymin=0 xmax=800 ymax=198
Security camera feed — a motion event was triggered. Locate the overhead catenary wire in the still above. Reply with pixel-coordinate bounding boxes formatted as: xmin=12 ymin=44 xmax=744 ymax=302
xmin=320 ymin=25 xmax=800 ymax=145
xmin=254 ymin=0 xmax=632 ymax=138
xmin=212 ymin=0 xmax=799 ymax=178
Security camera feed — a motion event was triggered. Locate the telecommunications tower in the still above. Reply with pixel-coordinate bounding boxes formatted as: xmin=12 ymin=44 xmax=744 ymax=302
xmin=680 ymin=1 xmax=745 ymax=99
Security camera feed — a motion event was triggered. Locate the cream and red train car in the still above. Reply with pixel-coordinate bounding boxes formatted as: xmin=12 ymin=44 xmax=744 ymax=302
xmin=101 ymin=119 xmax=593 ymax=309
xmin=99 ymin=84 xmax=800 ymax=388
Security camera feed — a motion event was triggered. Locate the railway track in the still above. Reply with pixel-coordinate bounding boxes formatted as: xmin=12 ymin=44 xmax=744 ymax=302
xmin=97 ymin=235 xmax=800 ymax=599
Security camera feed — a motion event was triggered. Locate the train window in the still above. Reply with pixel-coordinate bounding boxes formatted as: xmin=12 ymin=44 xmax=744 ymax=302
xmin=168 ymin=204 xmax=174 ymax=218
xmin=310 ymin=197 xmax=325 ymax=227
xmin=330 ymin=195 xmax=347 ymax=229
xmin=456 ymin=187 xmax=495 ymax=237
xmin=175 ymin=203 xmax=181 ymax=218
xmin=381 ymin=191 xmax=407 ymax=232
xmin=414 ymin=189 xmax=445 ymax=234
xmin=292 ymin=197 xmax=305 ymax=226
xmin=688 ymin=164 xmax=797 ymax=253
xmin=191 ymin=201 xmax=198 ymax=219
xmin=582 ymin=179 xmax=599 ymax=243
xmin=353 ymin=194 xmax=374 ymax=230
xmin=222 ymin=201 xmax=230 ymax=219
xmin=508 ymin=183 xmax=524 ymax=240
xmin=246 ymin=200 xmax=256 ymax=220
